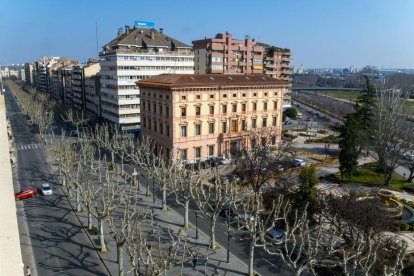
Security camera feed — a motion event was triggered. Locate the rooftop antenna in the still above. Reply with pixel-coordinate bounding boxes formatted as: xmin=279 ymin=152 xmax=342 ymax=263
xmin=95 ymin=22 xmax=99 ymax=58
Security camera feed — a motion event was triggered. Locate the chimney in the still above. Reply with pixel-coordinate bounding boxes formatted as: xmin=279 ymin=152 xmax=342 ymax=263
xmin=150 ymin=28 xmax=156 ymax=39
xmin=159 ymin=28 xmax=164 ymax=34
xmin=117 ymin=28 xmax=123 ymax=37
xmin=125 ymin=25 xmax=131 ymax=35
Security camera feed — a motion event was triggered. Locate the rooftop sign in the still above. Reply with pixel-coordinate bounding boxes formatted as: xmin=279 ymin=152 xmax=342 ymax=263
xmin=134 ymin=21 xmax=155 ymax=28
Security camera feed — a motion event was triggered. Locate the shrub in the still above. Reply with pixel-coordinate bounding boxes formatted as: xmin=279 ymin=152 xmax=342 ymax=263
xmin=401 ymin=223 xmax=410 ymax=231
xmin=284 ymin=107 xmax=298 ymax=119
xmin=391 ymin=225 xmax=401 ymax=232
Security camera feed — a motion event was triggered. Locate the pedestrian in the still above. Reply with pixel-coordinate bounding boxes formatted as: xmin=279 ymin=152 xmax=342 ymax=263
xmin=25 ymin=266 xmax=31 ymax=276
xmin=366 ymin=150 xmax=369 ymax=157
xmin=192 ymin=255 xmax=198 ymax=268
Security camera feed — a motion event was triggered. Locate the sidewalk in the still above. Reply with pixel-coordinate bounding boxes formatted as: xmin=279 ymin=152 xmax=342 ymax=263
xmin=44 ymin=151 xmax=252 ymax=275
xmin=0 ymin=94 xmax=23 ymax=275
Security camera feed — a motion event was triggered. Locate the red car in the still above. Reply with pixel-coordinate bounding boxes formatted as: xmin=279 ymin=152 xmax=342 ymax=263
xmin=15 ymin=187 xmax=37 ymax=200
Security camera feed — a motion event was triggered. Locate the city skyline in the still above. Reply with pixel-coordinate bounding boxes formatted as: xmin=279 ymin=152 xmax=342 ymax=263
xmin=1 ymin=0 xmax=414 ymax=69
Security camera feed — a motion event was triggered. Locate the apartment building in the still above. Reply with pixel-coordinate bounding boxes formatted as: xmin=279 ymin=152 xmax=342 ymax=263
xmin=99 ymin=26 xmax=194 ymax=133
xmin=137 ymin=74 xmax=288 ymax=162
xmin=71 ymin=60 xmax=100 ymax=111
xmin=24 ymin=63 xmax=34 ymax=85
xmin=85 ymin=72 xmax=101 ymax=119
xmin=193 ymin=33 xmax=293 ymax=108
xmin=192 ymin=33 xmax=264 ymax=75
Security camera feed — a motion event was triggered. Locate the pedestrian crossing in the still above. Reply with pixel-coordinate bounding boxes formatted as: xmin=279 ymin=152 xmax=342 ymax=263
xmin=15 ymin=143 xmax=46 ymax=151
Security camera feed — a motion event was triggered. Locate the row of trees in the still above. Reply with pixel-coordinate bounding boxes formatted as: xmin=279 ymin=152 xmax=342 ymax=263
xmin=10 ymin=80 xmax=410 ymax=275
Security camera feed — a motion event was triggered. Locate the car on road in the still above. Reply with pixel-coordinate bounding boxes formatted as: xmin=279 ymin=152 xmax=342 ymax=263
xmin=265 ymin=227 xmax=284 ymax=245
xmin=216 ymin=157 xmax=231 ymax=165
xmin=15 ymin=186 xmax=37 ymax=200
xmin=293 ymin=158 xmax=306 ymax=167
xmin=40 ymin=183 xmax=53 ymax=196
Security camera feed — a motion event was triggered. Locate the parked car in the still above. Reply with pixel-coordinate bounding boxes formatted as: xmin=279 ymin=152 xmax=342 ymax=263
xmin=219 ymin=206 xmax=237 ymax=219
xmin=265 ymin=227 xmax=284 ymax=245
xmin=15 ymin=187 xmax=37 ymax=200
xmin=216 ymin=157 xmax=231 ymax=165
xmin=404 ymin=152 xmax=414 ymax=161
xmin=40 ymin=183 xmax=53 ymax=196
xmin=293 ymin=158 xmax=306 ymax=167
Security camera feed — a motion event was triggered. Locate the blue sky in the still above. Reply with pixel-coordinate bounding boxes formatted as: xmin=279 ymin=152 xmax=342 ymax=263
xmin=1 ymin=0 xmax=413 ymax=69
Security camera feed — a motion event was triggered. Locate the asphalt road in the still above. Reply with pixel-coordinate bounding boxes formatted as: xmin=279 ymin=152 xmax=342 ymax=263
xmin=4 ymin=86 xmax=109 ymax=276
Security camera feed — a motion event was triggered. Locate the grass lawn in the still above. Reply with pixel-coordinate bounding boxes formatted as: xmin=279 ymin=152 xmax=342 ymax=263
xmin=312 ymin=90 xmax=361 ymax=103
xmin=335 ymin=167 xmax=408 ymax=190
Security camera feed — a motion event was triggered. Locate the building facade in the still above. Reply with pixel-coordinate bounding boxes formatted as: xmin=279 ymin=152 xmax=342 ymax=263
xmin=193 ymin=33 xmax=293 ymax=109
xmin=99 ymin=26 xmax=194 ymax=133
xmin=192 ymin=33 xmax=265 ymax=75
xmin=138 ymin=74 xmax=288 ymax=162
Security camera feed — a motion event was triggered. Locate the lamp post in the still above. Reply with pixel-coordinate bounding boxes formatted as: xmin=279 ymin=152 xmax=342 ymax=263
xmin=195 ymin=211 xmax=199 ymax=239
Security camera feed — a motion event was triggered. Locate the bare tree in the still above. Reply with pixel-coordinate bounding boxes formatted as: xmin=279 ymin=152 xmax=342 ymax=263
xmin=369 ymin=87 xmax=414 ymax=185
xmin=82 ymin=164 xmax=121 ymax=253
xmin=62 ymin=108 xmax=88 ymax=138
xmin=191 ymin=173 xmax=237 ymax=249
xmin=108 ymin=188 xmax=143 ymax=276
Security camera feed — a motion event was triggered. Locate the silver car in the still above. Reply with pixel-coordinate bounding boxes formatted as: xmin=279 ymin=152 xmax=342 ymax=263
xmin=40 ymin=183 xmax=53 ymax=196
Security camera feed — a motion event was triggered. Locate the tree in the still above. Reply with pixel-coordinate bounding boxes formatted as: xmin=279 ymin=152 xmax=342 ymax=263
xmin=338 ymin=113 xmax=360 ymax=180
xmin=292 ymin=166 xmax=319 ymax=219
xmin=284 ymin=107 xmax=298 ymax=120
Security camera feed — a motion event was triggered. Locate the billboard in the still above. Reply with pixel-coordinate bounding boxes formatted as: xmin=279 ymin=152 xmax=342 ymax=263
xmin=134 ymin=21 xmax=155 ymax=28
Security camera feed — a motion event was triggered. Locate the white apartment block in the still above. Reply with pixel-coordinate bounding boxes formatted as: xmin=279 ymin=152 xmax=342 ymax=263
xmin=99 ymin=26 xmax=194 ymax=132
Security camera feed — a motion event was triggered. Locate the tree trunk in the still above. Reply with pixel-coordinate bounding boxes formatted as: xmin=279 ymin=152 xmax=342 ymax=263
xmin=162 ymin=184 xmax=167 ymax=211
xmin=408 ymin=166 xmax=414 ymax=182
xmin=111 ymin=151 xmax=115 ymax=165
xmin=384 ymin=169 xmax=393 ymax=186
xmin=210 ymin=215 xmax=217 ymax=249
xmin=184 ymin=200 xmax=189 ymax=228
xmin=98 ymin=218 xmax=107 ymax=252
xmin=87 ymin=209 xmax=92 ymax=230
xmin=248 ymin=239 xmax=255 ymax=276
xmin=146 ymin=176 xmax=150 ymax=197
xmin=121 ymin=156 xmax=124 ymax=175
xmin=76 ymin=189 xmax=81 ymax=212
xmin=117 ymin=243 xmax=125 ymax=276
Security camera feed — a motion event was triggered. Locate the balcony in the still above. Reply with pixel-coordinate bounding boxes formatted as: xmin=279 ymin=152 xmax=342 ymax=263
xmin=282 ymin=70 xmax=293 ymax=75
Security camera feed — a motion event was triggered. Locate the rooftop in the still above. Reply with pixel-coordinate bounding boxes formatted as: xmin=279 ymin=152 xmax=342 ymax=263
xmin=103 ymin=27 xmax=191 ymax=50
xmin=137 ymin=74 xmax=290 ymax=88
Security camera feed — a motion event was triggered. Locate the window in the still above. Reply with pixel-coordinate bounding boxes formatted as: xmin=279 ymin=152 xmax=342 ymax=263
xmin=242 ymin=93 xmax=246 ymax=97
xmin=222 ymin=121 xmax=227 ymax=133
xmin=263 ymin=102 xmax=267 ymax=111
xmin=195 ymin=124 xmax=201 ymax=135
xmin=209 ymin=145 xmax=214 ymax=156
xmin=253 ymin=93 xmax=257 ymax=97
xmin=262 ymin=118 xmax=267 ymax=128
xmin=166 ymin=124 xmax=170 ymax=137
xmin=181 ymin=126 xmax=187 ymax=137
xmin=148 ymin=119 xmax=152 ymax=130
xmin=253 ymin=102 xmax=257 ymax=111
xmin=264 ymin=92 xmax=267 ymax=97
xmin=242 ymin=103 xmax=246 ymax=112
xmin=159 ymin=104 xmax=163 ymax=115
xmin=232 ymin=104 xmax=237 ymax=113
xmin=209 ymin=122 xmax=215 ymax=134
xmin=210 ymin=94 xmax=214 ymax=99
xmin=231 ymin=120 xmax=238 ymax=132
xmin=222 ymin=104 xmax=227 ymax=114
xmin=223 ymin=94 xmax=227 ymax=98
xmin=180 ymin=149 xmax=187 ymax=160
xmin=261 ymin=138 xmax=266 ymax=147
xmin=182 ymin=95 xmax=186 ymax=100
xmin=252 ymin=118 xmax=257 ymax=128
xmin=153 ymin=103 xmax=156 ymax=114
xmin=148 ymin=102 xmax=151 ymax=112
xmin=272 ymin=116 xmax=277 ymax=126
xmin=154 ymin=121 xmax=157 ymax=132
xmin=166 ymin=106 xmax=169 ymax=116
xmin=181 ymin=107 xmax=186 ymax=117
xmin=160 ymin=123 xmax=163 ymax=134
xmin=274 ymin=101 xmax=278 ymax=110
xmin=233 ymin=93 xmax=237 ymax=98
xmin=196 ymin=106 xmax=201 ymax=116
xmin=209 ymin=105 xmax=214 ymax=115
xmin=196 ymin=94 xmax=201 ymax=100
xmin=274 ymin=92 xmax=278 ymax=96
xmin=242 ymin=119 xmax=247 ymax=131
xmin=195 ymin=147 xmax=201 ymax=159
xmin=271 ymin=136 xmax=276 ymax=145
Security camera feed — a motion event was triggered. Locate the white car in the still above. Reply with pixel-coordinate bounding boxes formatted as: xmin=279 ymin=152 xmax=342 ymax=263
xmin=216 ymin=157 xmax=231 ymax=165
xmin=293 ymin=158 xmax=306 ymax=167
xmin=40 ymin=183 xmax=53 ymax=196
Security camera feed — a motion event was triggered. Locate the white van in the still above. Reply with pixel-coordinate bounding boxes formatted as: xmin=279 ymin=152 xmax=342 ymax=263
xmin=297 ymin=112 xmax=303 ymax=119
